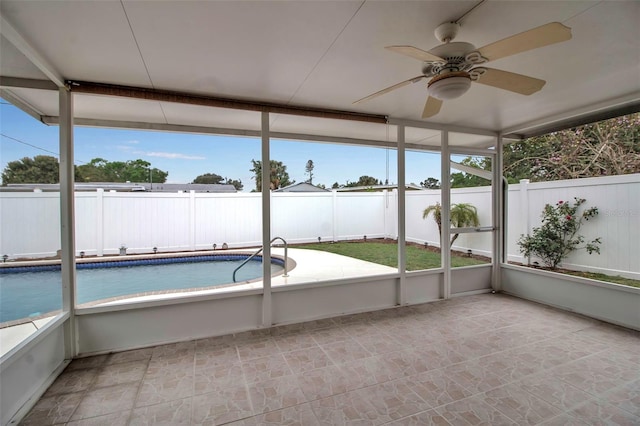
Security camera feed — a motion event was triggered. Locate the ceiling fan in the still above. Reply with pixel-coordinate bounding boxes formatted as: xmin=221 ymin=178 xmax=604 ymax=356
xmin=354 ymin=21 xmax=572 ymax=118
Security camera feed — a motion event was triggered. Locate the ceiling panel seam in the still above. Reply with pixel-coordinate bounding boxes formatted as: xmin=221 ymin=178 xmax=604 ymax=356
xmin=270 ymin=0 xmax=367 ymax=128
xmin=120 ymin=0 xmax=168 ymax=125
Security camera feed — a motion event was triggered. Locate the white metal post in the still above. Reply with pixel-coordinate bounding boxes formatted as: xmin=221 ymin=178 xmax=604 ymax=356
xmin=396 ymin=124 xmax=406 ymax=305
xmin=492 ymin=134 xmax=504 ymax=291
xmin=59 ymin=87 xmax=77 ymax=358
xmin=440 ymin=131 xmax=451 ymax=299
xmin=261 ymin=111 xmax=272 ymax=327
xmin=396 ymin=124 xmax=407 ymax=305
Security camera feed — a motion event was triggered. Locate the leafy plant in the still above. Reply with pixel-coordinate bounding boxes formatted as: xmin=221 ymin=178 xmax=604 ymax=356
xmin=423 ymin=202 xmax=480 ymax=247
xmin=518 ymin=198 xmax=601 ymax=269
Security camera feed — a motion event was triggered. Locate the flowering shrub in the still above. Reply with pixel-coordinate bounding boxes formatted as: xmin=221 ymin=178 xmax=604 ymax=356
xmin=518 ymin=198 xmax=601 ymax=269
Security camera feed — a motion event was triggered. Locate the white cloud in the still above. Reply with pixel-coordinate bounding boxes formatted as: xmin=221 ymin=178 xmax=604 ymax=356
xmin=146 ymin=151 xmax=206 ymax=160
xmin=126 ymin=140 xmax=140 ymax=144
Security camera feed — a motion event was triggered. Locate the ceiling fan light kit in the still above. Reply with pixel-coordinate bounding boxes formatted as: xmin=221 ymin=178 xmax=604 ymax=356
xmin=428 ymin=72 xmax=471 ymax=100
xmin=355 ymin=19 xmax=572 ymax=118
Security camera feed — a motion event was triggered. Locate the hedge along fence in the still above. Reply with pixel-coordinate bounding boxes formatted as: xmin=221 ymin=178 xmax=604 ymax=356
xmin=1 ymin=173 xmax=638 ymax=278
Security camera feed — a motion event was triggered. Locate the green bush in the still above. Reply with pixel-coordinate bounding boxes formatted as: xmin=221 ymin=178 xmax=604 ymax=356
xmin=518 ymin=198 xmax=601 ymax=269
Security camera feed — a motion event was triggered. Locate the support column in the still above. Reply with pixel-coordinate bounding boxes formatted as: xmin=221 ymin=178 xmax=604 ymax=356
xmin=59 ymin=87 xmax=77 ymax=358
xmin=396 ymin=125 xmax=406 ymax=305
xmin=492 ymin=134 xmax=505 ymax=292
xmin=441 ymin=131 xmax=451 ymax=299
xmin=261 ymin=111 xmax=272 ymax=327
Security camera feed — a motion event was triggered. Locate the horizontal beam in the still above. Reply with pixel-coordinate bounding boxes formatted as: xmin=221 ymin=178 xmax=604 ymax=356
xmin=0 ymin=76 xmax=58 ymax=91
xmin=67 ymin=80 xmax=387 ymax=125
xmin=387 ymin=117 xmax=499 ymax=137
xmin=502 ymin=91 xmax=640 ymax=138
xmin=0 ymin=88 xmax=44 ymax=121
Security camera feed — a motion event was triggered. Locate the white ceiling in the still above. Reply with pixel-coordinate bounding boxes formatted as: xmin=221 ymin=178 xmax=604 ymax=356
xmin=1 ymin=1 xmax=639 ymax=147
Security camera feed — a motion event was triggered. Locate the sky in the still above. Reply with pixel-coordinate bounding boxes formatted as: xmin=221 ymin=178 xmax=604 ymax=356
xmin=0 ymin=100 xmax=443 ymax=191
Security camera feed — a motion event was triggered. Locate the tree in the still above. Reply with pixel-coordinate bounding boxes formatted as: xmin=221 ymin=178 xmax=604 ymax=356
xmin=192 ymin=173 xmax=224 ymax=184
xmin=305 ymin=160 xmax=314 ymax=184
xmin=344 ymin=175 xmax=381 ymax=188
xmin=423 ymin=202 xmax=480 ymax=247
xmin=224 ymin=178 xmax=243 ymax=191
xmin=420 ymin=177 xmax=440 ymax=189
xmin=504 ymin=113 xmax=640 ymax=182
xmin=250 ymin=159 xmax=293 ymax=191
xmin=518 ymin=198 xmax=601 ymax=269
xmin=1 ymin=155 xmax=72 ymax=185
xmin=77 ymin=158 xmax=168 ymax=183
xmin=450 ymin=157 xmax=492 ymax=188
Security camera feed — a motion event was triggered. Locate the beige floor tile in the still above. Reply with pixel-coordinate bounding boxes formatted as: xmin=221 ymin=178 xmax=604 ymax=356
xmin=483 ymin=383 xmax=563 ymax=425
xmin=18 ymin=294 xmax=640 ymax=426
xmin=136 ymin=369 xmax=193 ymax=407
xmin=601 ymin=378 xmax=640 ymax=417
xmin=385 ymin=409 xmax=453 ymax=425
xmin=435 ymin=395 xmax=517 ymax=425
xmin=19 ymin=392 xmax=84 ymax=426
xmin=237 ymin=337 xmax=281 ymax=361
xmin=44 ymin=368 xmax=97 ymax=397
xmin=321 ymin=339 xmax=371 ymax=364
xmin=70 ymin=383 xmax=138 ymax=420
xmin=129 ymin=397 xmax=191 ymax=425
xmin=405 ymin=369 xmax=474 ymax=409
xmin=241 ymin=353 xmax=293 ymax=383
xmin=248 ymin=375 xmax=308 ymax=414
xmin=106 ymin=347 xmax=153 ymax=365
xmin=568 ymin=398 xmax=640 ymax=425
xmin=191 ymin=386 xmax=253 ymax=425
xmin=227 ymin=402 xmax=320 ymax=425
xmin=283 ymin=346 xmax=334 ymax=373
xmin=517 ymin=371 xmax=596 ymax=411
xmin=65 ymin=410 xmax=131 ymax=426
xmin=93 ymin=359 xmax=148 ymax=388
xmin=296 ymin=365 xmax=352 ymax=401
xmin=65 ymin=355 xmax=109 ymax=371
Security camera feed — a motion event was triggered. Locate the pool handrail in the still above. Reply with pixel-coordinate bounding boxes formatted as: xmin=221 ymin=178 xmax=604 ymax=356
xmin=232 ymin=236 xmax=289 ymax=282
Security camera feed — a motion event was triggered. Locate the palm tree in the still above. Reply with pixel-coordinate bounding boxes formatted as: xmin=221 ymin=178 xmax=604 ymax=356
xmin=423 ymin=202 xmax=480 ymax=247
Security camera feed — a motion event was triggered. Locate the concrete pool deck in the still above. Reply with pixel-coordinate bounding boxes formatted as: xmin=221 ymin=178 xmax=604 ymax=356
xmin=1 ymin=248 xmax=396 ymax=356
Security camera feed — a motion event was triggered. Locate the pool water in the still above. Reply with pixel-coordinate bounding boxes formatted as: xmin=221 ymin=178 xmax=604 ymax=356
xmin=0 ymin=257 xmax=282 ymax=323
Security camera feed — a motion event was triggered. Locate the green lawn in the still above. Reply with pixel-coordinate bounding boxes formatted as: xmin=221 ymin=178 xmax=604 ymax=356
xmin=296 ymin=241 xmax=487 ymax=271
xmin=562 ymin=271 xmax=640 ymax=288
xmin=296 ymin=241 xmax=640 ymax=288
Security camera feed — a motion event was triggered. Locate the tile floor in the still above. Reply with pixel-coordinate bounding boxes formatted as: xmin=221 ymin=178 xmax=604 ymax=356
xmin=20 ymin=294 xmax=640 ymax=425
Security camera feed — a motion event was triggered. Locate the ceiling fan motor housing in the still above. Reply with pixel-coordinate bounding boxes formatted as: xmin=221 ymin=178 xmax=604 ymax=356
xmin=434 ymin=22 xmax=460 ymax=43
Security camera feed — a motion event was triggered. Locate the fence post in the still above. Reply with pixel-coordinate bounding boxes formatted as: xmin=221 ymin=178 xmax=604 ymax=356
xmin=332 ymin=190 xmax=338 ymax=242
xmin=189 ymin=190 xmax=196 ymax=251
xmin=520 ymin=179 xmax=530 ymax=264
xmin=96 ymin=188 xmax=104 ymax=256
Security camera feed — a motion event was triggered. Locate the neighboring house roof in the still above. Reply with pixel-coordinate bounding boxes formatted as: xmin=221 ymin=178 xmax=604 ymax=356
xmin=274 ymin=182 xmax=329 ymax=192
xmin=140 ymin=183 xmax=237 ymax=193
xmin=335 ymin=184 xmax=426 ymax=192
xmin=1 ymin=183 xmax=237 ymax=193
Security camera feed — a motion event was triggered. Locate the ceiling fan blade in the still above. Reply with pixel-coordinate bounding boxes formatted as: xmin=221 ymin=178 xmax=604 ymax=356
xmin=353 ymin=75 xmax=425 ymax=104
xmin=385 ymin=46 xmax=444 ymax=62
xmin=477 ymin=22 xmax=571 ymax=62
xmin=474 ymin=68 xmax=545 ymax=95
xmin=422 ymin=96 xmax=443 ymax=118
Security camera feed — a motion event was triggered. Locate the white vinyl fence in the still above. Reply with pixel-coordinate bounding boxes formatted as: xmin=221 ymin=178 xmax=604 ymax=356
xmin=1 ymin=174 xmax=638 ymax=278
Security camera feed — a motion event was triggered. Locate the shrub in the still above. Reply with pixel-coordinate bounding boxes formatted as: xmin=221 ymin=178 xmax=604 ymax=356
xmin=518 ymin=198 xmax=601 ymax=269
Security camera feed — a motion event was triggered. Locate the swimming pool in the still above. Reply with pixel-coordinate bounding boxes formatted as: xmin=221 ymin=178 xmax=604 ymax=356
xmin=0 ymin=254 xmax=284 ymax=324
